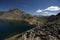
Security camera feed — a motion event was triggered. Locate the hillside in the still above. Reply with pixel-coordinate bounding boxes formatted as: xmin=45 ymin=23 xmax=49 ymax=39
xmin=0 ymin=8 xmax=48 ymax=40
xmin=0 ymin=8 xmax=40 ymax=25
xmin=4 ymin=12 xmax=60 ymax=40
xmin=47 ymin=12 xmax=60 ymax=22
xmin=34 ymin=15 xmax=48 ymax=24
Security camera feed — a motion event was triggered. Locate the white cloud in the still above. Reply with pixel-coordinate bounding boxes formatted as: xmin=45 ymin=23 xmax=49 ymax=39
xmin=44 ymin=12 xmax=48 ymax=13
xmin=43 ymin=12 xmax=52 ymax=16
xmin=36 ymin=9 xmax=43 ymax=13
xmin=36 ymin=6 xmax=60 ymax=16
xmin=42 ymin=12 xmax=57 ymax=16
xmin=45 ymin=6 xmax=60 ymax=11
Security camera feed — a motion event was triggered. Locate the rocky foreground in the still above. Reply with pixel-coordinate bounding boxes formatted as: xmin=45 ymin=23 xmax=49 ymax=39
xmin=4 ymin=12 xmax=60 ymax=40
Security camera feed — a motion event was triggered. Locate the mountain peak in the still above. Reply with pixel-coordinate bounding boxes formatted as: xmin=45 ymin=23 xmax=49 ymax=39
xmin=9 ymin=8 xmax=20 ymax=12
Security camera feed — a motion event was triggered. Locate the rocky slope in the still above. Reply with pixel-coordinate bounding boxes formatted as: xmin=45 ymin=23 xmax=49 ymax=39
xmin=4 ymin=13 xmax=60 ymax=40
xmin=34 ymin=15 xmax=48 ymax=24
xmin=0 ymin=8 xmax=48 ymax=25
xmin=0 ymin=8 xmax=39 ymax=25
xmin=47 ymin=12 xmax=60 ymax=22
xmin=0 ymin=8 xmax=45 ymax=40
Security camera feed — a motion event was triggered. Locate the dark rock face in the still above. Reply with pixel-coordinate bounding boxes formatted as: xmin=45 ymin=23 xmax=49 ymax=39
xmin=4 ymin=13 xmax=60 ymax=40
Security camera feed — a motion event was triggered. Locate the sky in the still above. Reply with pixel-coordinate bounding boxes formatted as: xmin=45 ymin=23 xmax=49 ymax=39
xmin=0 ymin=0 xmax=60 ymax=16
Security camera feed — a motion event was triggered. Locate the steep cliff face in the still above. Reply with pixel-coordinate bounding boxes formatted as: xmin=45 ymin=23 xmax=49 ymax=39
xmin=4 ymin=13 xmax=60 ymax=40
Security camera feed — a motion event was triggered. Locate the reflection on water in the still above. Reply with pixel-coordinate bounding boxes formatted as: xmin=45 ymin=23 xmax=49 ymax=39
xmin=0 ymin=20 xmax=35 ymax=40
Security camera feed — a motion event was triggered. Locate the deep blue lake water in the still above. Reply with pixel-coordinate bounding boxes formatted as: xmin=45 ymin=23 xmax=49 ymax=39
xmin=0 ymin=21 xmax=35 ymax=40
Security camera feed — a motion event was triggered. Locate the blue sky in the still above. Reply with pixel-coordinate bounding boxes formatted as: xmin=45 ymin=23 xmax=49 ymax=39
xmin=0 ymin=0 xmax=60 ymax=16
